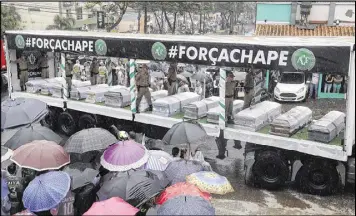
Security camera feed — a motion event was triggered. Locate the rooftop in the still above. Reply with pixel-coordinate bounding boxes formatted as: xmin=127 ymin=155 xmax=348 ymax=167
xmin=255 ymin=24 xmax=355 ymax=37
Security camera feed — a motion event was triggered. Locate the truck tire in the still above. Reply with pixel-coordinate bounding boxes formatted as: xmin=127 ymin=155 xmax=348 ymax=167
xmin=58 ymin=112 xmax=77 ymax=136
xmin=295 ymin=161 xmax=340 ymax=196
xmin=78 ymin=114 xmax=97 ymax=130
xmin=40 ymin=109 xmax=57 ymax=130
xmin=252 ymin=150 xmax=289 ymax=190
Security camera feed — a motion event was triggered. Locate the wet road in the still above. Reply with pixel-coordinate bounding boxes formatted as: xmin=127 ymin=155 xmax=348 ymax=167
xmin=2 ymin=92 xmax=354 ymax=215
xmin=211 ymin=141 xmax=355 ymax=215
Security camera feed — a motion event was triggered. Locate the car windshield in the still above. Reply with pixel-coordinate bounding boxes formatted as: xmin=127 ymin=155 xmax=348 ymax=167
xmin=279 ymin=73 xmax=304 ymax=84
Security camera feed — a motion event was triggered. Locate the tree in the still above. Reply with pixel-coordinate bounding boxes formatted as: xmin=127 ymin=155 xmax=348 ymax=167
xmin=46 ymin=15 xmax=75 ymax=30
xmin=1 ymin=5 xmax=22 ymax=35
xmin=85 ymin=1 xmax=128 ymax=32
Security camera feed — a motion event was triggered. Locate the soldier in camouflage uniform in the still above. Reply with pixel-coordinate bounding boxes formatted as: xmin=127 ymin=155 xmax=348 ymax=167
xmin=11 ymin=54 xmax=28 ymax=91
xmin=72 ymin=60 xmax=82 ymax=80
xmin=167 ymin=63 xmax=178 ymax=95
xmin=136 ymin=64 xmax=152 ymax=113
xmin=243 ymin=67 xmax=256 ymax=109
xmin=65 ymin=59 xmax=74 ymax=98
xmin=37 ymin=52 xmax=50 ymax=79
xmin=225 ymin=70 xmax=238 ymax=125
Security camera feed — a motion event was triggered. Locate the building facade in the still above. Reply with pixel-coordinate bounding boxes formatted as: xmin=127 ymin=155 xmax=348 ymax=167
xmin=255 ymin=2 xmax=355 ymax=99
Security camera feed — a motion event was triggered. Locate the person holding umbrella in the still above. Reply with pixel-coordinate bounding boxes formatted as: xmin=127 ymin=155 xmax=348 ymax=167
xmin=136 ymin=64 xmax=153 ymax=113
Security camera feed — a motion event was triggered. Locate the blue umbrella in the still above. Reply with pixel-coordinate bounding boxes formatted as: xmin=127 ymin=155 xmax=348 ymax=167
xmin=164 ymin=159 xmax=205 ymax=185
xmin=2 ymin=178 xmax=9 ymax=199
xmin=23 ymin=171 xmax=71 ymax=212
xmin=157 ymin=195 xmax=215 ymax=215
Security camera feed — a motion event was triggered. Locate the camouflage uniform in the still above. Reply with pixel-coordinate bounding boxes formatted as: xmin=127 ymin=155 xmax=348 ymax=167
xmin=136 ymin=65 xmax=152 ymax=113
xmin=167 ymin=65 xmax=177 ymax=95
xmin=243 ymin=71 xmax=255 ymax=110
xmin=65 ymin=61 xmax=73 ymax=96
xmin=98 ymin=65 xmax=108 ymax=84
xmin=38 ymin=55 xmax=49 ymax=79
xmin=72 ymin=62 xmax=82 ymax=80
xmin=14 ymin=57 xmax=28 ymax=91
xmin=89 ymin=61 xmax=99 ymax=85
xmin=225 ymin=73 xmax=238 ymax=124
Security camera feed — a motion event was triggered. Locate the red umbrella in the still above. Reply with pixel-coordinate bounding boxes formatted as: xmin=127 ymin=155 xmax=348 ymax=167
xmin=10 ymin=140 xmax=70 ymax=171
xmin=84 ymin=197 xmax=139 ymax=216
xmin=155 ymin=182 xmax=211 ymax=205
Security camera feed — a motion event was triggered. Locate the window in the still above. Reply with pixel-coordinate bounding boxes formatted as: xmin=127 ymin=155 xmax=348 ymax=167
xmin=76 ymin=7 xmax=83 ymax=20
xmin=66 ymin=9 xmax=71 ymax=18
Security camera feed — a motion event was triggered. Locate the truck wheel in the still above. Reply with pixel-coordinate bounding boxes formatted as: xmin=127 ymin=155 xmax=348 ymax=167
xmin=252 ymin=151 xmax=289 ymax=190
xmin=40 ymin=109 xmax=57 ymax=130
xmin=58 ymin=112 xmax=77 ymax=136
xmin=78 ymin=114 xmax=97 ymax=130
xmin=295 ymin=161 xmax=340 ymax=196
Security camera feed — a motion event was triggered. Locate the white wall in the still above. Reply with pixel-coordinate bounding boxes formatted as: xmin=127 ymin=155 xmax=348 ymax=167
xmin=296 ymin=2 xmax=330 ymax=22
xmin=295 ymin=2 xmax=355 ymax=23
xmin=335 ymin=3 xmax=355 ymax=23
xmin=11 ymin=2 xmax=60 ymax=30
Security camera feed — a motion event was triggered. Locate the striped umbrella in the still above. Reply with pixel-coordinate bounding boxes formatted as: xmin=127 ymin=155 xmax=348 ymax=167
xmin=144 ymin=150 xmax=173 ymax=171
xmin=64 ymin=128 xmax=117 ymax=154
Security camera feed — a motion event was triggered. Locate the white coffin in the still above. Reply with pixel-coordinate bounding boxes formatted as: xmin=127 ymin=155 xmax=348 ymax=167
xmin=153 ymin=96 xmax=181 ymax=117
xmin=183 ymin=96 xmax=220 ymax=119
xmin=85 ymin=86 xmax=110 ymax=103
xmin=139 ymin=90 xmax=168 ymax=112
xmin=271 ymin=106 xmax=312 ymax=137
xmin=234 ymin=101 xmax=281 ymax=131
xmin=25 ymin=79 xmax=48 ymax=93
xmin=308 ymin=111 xmax=346 ymax=143
xmin=207 ymin=100 xmax=244 ymax=124
xmin=104 ymin=87 xmax=131 ymax=108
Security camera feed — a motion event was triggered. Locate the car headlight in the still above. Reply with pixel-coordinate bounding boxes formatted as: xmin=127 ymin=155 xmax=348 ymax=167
xmin=296 ymin=87 xmax=305 ymax=94
xmin=274 ymin=87 xmax=280 ymax=93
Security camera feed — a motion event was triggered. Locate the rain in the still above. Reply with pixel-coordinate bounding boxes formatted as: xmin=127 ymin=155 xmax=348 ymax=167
xmin=1 ymin=1 xmax=355 ymax=216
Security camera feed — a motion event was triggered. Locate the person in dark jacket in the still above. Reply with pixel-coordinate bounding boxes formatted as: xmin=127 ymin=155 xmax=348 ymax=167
xmin=242 ymin=67 xmax=256 ymax=109
xmin=89 ymin=57 xmax=100 ymax=85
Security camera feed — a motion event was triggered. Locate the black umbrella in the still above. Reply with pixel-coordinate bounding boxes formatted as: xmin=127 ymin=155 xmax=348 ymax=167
xmin=4 ymin=124 xmax=63 ymax=150
xmin=97 ymin=170 xmax=169 ymax=207
xmin=162 ymin=121 xmax=208 ymax=152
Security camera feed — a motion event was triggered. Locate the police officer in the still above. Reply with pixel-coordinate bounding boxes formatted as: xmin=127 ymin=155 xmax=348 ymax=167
xmin=225 ymin=70 xmax=238 ymax=125
xmin=136 ymin=64 xmax=152 ymax=113
xmin=89 ymin=57 xmax=99 ymax=85
xmin=167 ymin=63 xmax=177 ymax=95
xmin=65 ymin=59 xmax=74 ymax=98
xmin=243 ymin=67 xmax=256 ymax=109
xmin=37 ymin=52 xmax=50 ymax=79
xmin=11 ymin=54 xmax=28 ymax=91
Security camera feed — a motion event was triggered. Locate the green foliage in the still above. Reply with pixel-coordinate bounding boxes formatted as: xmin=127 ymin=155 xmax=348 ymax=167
xmin=46 ymin=15 xmax=75 ymax=30
xmin=1 ymin=5 xmax=22 ymax=35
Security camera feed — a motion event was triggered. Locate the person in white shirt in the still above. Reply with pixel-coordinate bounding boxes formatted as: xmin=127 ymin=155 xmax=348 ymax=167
xmin=195 ymin=81 xmax=203 ymax=99
xmin=308 ymin=73 xmax=319 ymax=99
